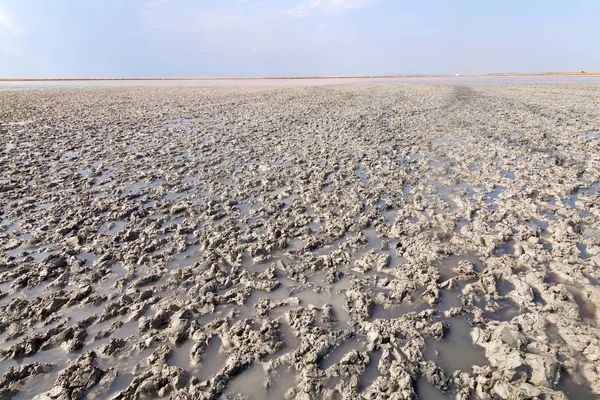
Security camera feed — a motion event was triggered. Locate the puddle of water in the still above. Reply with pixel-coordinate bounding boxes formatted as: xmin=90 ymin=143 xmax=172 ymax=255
xmin=223 ymin=363 xmax=266 ymax=398
xmin=5 ymin=346 xmax=69 ymax=377
xmin=496 ymin=281 xmax=515 ymax=297
xmin=102 ymin=371 xmax=134 ymax=398
xmin=358 ymin=350 xmax=382 ymax=392
xmin=11 ymin=363 xmax=65 ymax=400
xmin=77 ymin=251 xmax=98 ymax=266
xmin=485 ymin=185 xmax=505 ymax=204
xmin=432 ymin=136 xmax=465 ymax=148
xmin=92 ymin=170 xmax=113 ymax=186
xmin=35 ymin=202 xmax=54 ymax=210
xmin=265 ymin=365 xmax=296 ymax=399
xmin=6 ymin=241 xmax=58 ymax=264
xmin=356 ymin=164 xmax=370 ymax=185
xmin=424 ymin=318 xmax=487 ymax=373
xmin=436 ymin=289 xmax=463 ymax=312
xmin=319 ymin=336 xmax=367 ymax=370
xmin=430 ymin=181 xmax=456 ymax=209
xmin=429 ymin=161 xmax=446 ymax=168
xmin=96 ymin=347 xmax=155 ymax=398
xmin=576 ymin=243 xmax=592 ymax=260
xmin=546 ymin=323 xmax=567 ymax=347
xmin=541 ymin=240 xmax=553 ymax=252
xmin=224 ymin=363 xmax=295 ymax=400
xmin=501 ymin=170 xmax=516 ymax=181
xmin=584 ymin=274 xmax=599 ymax=286
xmin=354 ymin=228 xmax=384 ymax=256
xmin=0 ymin=283 xmax=51 ymax=306
xmin=59 ymin=151 xmax=77 ymax=160
xmin=65 ymin=303 xmax=105 ymax=326
xmin=527 ymin=219 xmax=549 ymax=232
xmin=94 ymin=263 xmax=128 ymax=296
xmin=485 ymin=298 xmax=522 ymax=321
xmin=371 ymin=301 xmax=429 ymax=319
xmin=493 ymin=240 xmax=515 ymax=257
xmin=556 ymin=371 xmax=597 ymax=400
xmin=388 ymin=247 xmax=409 ymax=268
xmin=454 ymin=219 xmax=470 ymax=232
xmin=312 ymin=235 xmax=348 ymax=256
xmin=562 ymin=194 xmax=578 ymax=210
xmin=434 ymin=254 xmax=485 ymax=281
xmin=169 ymin=339 xmax=194 ymax=369
xmin=113 ymin=320 xmax=138 ymax=338
xmin=587 ymin=131 xmax=600 ymax=140
xmin=195 ymin=336 xmax=228 ymax=381
xmin=165 ymin=244 xmax=203 ymax=269
xmin=454 ymin=181 xmax=478 ymax=196
xmin=381 ymin=208 xmax=397 ymax=226
xmin=286 ymin=238 xmax=305 ymax=253
xmin=293 ymin=286 xmax=349 ymax=326
xmin=408 ymin=216 xmax=419 ymax=224
xmin=415 ymin=377 xmax=452 ymax=400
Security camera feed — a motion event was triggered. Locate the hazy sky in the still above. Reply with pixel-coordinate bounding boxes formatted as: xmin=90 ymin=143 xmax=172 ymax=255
xmin=0 ymin=0 xmax=598 ymax=77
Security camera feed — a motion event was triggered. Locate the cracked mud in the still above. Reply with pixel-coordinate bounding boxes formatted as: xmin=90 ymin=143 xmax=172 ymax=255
xmin=1 ymin=84 xmax=600 ymax=399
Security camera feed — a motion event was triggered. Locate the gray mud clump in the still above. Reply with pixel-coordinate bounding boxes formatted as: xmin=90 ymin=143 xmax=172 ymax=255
xmin=1 ymin=84 xmax=600 ymax=399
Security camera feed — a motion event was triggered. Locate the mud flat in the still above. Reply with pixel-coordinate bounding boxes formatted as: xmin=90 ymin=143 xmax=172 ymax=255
xmin=0 ymin=84 xmax=599 ymax=399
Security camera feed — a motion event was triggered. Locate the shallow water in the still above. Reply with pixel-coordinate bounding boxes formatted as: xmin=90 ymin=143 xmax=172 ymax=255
xmin=2 ymin=76 xmax=600 ymax=91
xmin=557 ymin=371 xmax=597 ymax=400
xmin=485 ymin=298 xmax=522 ymax=322
xmin=424 ymin=318 xmax=487 ymax=373
xmin=577 ymin=243 xmax=593 ymax=260
xmin=415 ymin=377 xmax=452 ymax=400
xmin=371 ymin=301 xmax=429 ymax=319
xmin=223 ymin=362 xmax=296 ymax=399
xmin=493 ymin=240 xmax=515 ymax=257
xmin=172 ymin=336 xmax=228 ymax=381
xmin=434 ymin=254 xmax=485 ymax=281
xmin=319 ymin=336 xmax=367 ymax=370
xmin=358 ymin=349 xmax=382 ymax=391
xmin=12 ymin=365 xmax=64 ymax=400
xmin=164 ymin=244 xmax=203 ymax=269
xmin=293 ymin=286 xmax=350 ymax=326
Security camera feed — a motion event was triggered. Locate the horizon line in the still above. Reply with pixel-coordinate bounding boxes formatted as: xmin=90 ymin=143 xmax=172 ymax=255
xmin=1 ymin=71 xmax=599 ymax=82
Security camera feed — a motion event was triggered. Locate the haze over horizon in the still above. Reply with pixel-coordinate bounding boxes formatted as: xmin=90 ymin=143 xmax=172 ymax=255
xmin=0 ymin=0 xmax=598 ymax=78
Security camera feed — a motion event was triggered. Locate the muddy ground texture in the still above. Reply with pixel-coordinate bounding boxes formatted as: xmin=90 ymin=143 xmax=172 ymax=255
xmin=0 ymin=85 xmax=599 ymax=399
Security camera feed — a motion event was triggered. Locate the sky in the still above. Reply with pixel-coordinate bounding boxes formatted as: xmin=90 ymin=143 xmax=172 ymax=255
xmin=0 ymin=0 xmax=598 ymax=78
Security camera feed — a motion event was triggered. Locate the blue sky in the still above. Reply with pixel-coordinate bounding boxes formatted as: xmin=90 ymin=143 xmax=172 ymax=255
xmin=0 ymin=0 xmax=598 ymax=78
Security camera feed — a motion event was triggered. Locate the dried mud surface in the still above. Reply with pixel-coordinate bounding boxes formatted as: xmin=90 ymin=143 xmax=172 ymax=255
xmin=1 ymin=84 xmax=599 ymax=399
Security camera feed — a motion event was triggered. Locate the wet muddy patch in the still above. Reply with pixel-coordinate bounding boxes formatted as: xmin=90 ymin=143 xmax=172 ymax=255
xmin=2 ymin=84 xmax=600 ymax=399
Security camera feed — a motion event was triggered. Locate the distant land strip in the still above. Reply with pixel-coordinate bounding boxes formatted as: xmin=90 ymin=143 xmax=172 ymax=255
xmin=1 ymin=72 xmax=600 ymax=81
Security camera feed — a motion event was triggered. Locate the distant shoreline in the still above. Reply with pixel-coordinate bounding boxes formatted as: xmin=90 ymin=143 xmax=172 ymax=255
xmin=1 ymin=72 xmax=599 ymax=82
